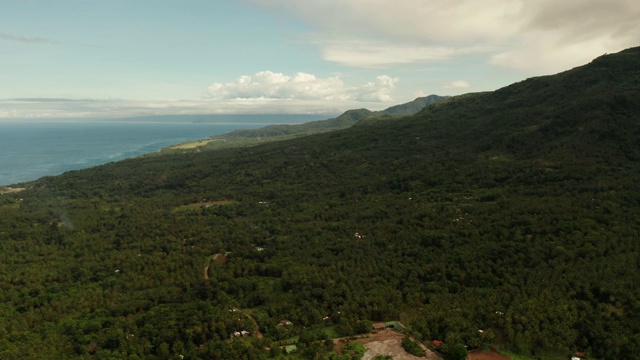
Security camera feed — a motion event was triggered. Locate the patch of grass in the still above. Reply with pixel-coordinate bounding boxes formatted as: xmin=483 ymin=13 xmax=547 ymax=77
xmin=276 ymin=335 xmax=300 ymax=346
xmin=321 ymin=325 xmax=339 ymax=339
xmin=502 ymin=351 xmax=566 ymax=360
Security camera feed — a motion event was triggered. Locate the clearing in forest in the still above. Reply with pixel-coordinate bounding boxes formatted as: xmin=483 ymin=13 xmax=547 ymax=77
xmin=174 ymin=200 xmax=235 ymax=212
xmin=337 ymin=331 xmax=441 ymax=360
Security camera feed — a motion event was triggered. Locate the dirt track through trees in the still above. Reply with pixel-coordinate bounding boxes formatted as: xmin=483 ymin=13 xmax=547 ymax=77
xmin=203 ymin=253 xmax=222 ymax=280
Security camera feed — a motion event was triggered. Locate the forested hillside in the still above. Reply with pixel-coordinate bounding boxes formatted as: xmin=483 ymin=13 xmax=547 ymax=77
xmin=1 ymin=47 xmax=639 ymax=360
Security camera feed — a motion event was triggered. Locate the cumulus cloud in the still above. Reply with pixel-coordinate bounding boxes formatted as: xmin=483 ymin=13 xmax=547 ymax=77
xmin=0 ymin=32 xmax=59 ymax=44
xmin=254 ymin=0 xmax=640 ymax=74
xmin=208 ymin=71 xmax=345 ymax=100
xmin=355 ymin=75 xmax=398 ymax=102
xmin=207 ymin=71 xmax=398 ymax=102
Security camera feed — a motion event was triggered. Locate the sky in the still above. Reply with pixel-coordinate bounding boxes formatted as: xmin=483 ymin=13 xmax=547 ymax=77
xmin=1 ymin=0 xmax=639 ymax=119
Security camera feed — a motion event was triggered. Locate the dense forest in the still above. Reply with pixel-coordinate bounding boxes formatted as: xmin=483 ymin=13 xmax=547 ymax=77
xmin=1 ymin=47 xmax=640 ymax=360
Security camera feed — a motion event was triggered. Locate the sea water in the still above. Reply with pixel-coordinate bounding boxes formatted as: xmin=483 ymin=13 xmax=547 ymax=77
xmin=0 ymin=121 xmax=278 ymax=186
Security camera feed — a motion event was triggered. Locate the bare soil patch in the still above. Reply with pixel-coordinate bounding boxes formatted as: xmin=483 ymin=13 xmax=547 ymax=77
xmin=169 ymin=139 xmax=213 ymax=150
xmin=0 ymin=187 xmax=25 ymax=195
xmin=354 ymin=331 xmax=441 ymax=360
xmin=468 ymin=350 xmax=510 ymax=360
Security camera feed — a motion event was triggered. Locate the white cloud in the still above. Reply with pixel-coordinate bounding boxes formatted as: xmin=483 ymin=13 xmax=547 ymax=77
xmin=207 ymin=71 xmax=346 ymax=100
xmin=255 ymin=0 xmax=640 ymax=74
xmin=0 ymin=95 xmax=399 ymax=119
xmin=255 ymin=0 xmax=520 ymax=42
xmin=353 ymin=75 xmax=398 ymax=102
xmin=443 ymin=80 xmax=471 ymax=89
xmin=207 ymin=71 xmax=398 ymax=102
xmin=321 ymin=41 xmax=491 ymax=68
xmin=0 ymin=72 xmax=400 ymax=118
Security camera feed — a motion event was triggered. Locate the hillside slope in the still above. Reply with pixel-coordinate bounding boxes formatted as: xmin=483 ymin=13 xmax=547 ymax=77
xmin=1 ymin=48 xmax=639 ymax=360
xmin=166 ymin=94 xmax=448 ymax=151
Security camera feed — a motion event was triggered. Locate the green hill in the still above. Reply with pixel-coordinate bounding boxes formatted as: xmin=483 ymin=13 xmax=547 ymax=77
xmin=1 ymin=48 xmax=639 ymax=359
xmin=378 ymin=94 xmax=449 ymax=116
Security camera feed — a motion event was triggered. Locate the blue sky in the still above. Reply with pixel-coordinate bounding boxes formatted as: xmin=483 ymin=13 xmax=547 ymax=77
xmin=1 ymin=0 xmax=638 ymax=119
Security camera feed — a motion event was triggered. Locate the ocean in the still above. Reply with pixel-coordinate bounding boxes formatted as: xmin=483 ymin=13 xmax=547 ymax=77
xmin=0 ymin=121 xmax=284 ymax=186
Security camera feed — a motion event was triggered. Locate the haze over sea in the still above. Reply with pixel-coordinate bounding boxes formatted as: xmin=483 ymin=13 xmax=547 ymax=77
xmin=0 ymin=118 xmax=318 ymax=186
